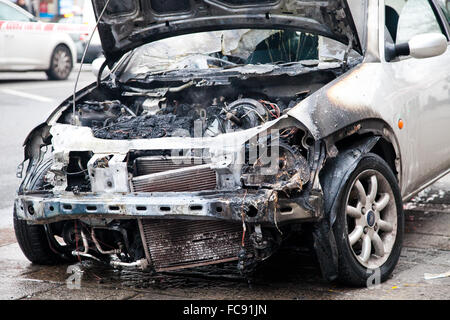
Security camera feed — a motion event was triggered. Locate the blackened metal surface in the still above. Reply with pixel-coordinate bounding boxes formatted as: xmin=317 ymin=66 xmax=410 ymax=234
xmin=92 ymin=0 xmax=362 ymax=65
xmin=312 ymin=219 xmax=338 ymax=282
xmin=93 ymin=113 xmax=194 ymax=139
xmin=313 ymin=136 xmax=380 ymax=281
xmin=140 ymin=219 xmax=250 ymax=271
xmin=91 ymin=102 xmax=226 ymax=140
xmin=319 ymin=136 xmax=380 ymax=225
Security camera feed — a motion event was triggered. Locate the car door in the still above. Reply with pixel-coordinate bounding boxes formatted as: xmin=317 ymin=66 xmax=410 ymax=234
xmin=382 ymin=0 xmax=450 ymax=198
xmin=0 ymin=1 xmax=47 ymax=70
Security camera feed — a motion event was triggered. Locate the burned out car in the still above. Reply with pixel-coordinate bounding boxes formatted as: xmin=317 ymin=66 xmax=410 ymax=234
xmin=14 ymin=0 xmax=450 ymax=286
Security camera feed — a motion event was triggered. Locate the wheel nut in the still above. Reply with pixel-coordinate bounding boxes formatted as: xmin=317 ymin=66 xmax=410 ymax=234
xmin=363 ymin=226 xmax=368 ymax=234
xmin=361 ymin=207 xmax=366 ymax=214
xmin=374 ymin=224 xmax=378 ymax=231
xmin=372 ymin=204 xmax=377 ymax=211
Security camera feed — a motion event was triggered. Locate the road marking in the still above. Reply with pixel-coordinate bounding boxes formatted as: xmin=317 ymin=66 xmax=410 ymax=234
xmin=1 ymin=89 xmax=54 ymax=103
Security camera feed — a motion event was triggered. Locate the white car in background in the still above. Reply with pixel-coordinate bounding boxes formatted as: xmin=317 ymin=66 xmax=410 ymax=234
xmin=0 ymin=0 xmax=77 ymax=80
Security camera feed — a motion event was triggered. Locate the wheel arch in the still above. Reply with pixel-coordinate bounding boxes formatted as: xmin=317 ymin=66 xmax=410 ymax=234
xmin=323 ymin=119 xmax=402 ymax=187
xmin=312 ymin=120 xmax=402 ymax=282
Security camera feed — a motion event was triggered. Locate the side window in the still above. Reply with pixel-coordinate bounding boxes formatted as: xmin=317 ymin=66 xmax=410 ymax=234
xmin=385 ymin=0 xmax=445 ymax=44
xmin=437 ymin=0 xmax=450 ymax=24
xmin=0 ymin=3 xmax=32 ymax=21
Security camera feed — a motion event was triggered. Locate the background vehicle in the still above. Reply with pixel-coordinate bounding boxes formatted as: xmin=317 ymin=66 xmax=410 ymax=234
xmin=51 ymin=0 xmax=102 ymax=64
xmin=0 ymin=0 xmax=77 ymax=80
xmin=13 ymin=0 xmax=450 ymax=287
xmin=51 ymin=14 xmax=101 ymax=63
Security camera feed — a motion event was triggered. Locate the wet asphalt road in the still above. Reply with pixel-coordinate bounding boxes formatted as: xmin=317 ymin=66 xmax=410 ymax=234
xmin=0 ymin=69 xmax=448 ymax=300
xmin=0 ymin=68 xmax=94 ymax=228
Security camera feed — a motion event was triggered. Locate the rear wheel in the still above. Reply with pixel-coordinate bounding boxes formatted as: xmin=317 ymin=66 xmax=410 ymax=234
xmin=46 ymin=45 xmax=73 ymax=80
xmin=332 ymin=153 xmax=404 ymax=286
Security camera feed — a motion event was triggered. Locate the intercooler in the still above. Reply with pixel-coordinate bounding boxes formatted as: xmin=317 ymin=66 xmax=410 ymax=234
xmin=131 ymin=156 xmax=217 ymax=192
xmin=139 ymin=219 xmax=250 ymax=271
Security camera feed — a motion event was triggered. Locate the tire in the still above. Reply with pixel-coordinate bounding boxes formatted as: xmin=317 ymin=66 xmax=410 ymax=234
xmin=46 ymin=44 xmax=73 ymax=80
xmin=14 ymin=161 xmax=66 ymax=265
xmin=332 ymin=153 xmax=404 ymax=286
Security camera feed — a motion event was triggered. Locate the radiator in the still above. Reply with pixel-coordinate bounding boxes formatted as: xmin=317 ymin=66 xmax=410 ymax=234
xmin=139 ymin=219 xmax=249 ymax=271
xmin=131 ymin=156 xmax=217 ymax=192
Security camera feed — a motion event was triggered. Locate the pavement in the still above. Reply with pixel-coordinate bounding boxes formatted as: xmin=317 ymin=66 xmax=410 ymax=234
xmin=0 ymin=68 xmax=448 ymax=300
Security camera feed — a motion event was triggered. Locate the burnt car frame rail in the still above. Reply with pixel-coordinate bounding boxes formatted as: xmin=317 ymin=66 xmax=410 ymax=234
xmin=14 ymin=189 xmax=323 ymax=225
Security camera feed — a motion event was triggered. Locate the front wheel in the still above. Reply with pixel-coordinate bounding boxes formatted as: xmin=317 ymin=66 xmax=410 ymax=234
xmin=46 ymin=45 xmax=73 ymax=80
xmin=332 ymin=153 xmax=404 ymax=286
xmin=14 ymin=161 xmax=75 ymax=265
xmin=14 ymin=208 xmax=65 ymax=265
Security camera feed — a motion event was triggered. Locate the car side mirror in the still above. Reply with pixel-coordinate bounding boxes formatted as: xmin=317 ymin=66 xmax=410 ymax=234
xmin=395 ymin=33 xmax=447 ymax=59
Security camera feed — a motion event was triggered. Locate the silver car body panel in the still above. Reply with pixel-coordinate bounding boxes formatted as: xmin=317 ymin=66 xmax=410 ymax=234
xmin=289 ymin=0 xmax=450 ymax=199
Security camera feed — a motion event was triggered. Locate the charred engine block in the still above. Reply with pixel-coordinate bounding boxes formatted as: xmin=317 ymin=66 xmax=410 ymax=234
xmin=75 ymin=97 xmax=286 ymax=140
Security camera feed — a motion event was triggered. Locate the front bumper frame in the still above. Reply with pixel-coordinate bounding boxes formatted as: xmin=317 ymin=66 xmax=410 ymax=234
xmin=15 ymin=189 xmax=323 ymax=225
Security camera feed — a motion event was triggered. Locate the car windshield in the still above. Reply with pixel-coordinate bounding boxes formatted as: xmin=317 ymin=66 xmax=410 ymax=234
xmin=119 ymin=29 xmax=355 ymax=82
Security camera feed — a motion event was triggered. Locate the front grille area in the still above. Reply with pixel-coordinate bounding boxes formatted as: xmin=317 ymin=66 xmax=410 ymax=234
xmin=139 ymin=219 xmax=250 ymax=271
xmin=131 ymin=157 xmax=217 ymax=192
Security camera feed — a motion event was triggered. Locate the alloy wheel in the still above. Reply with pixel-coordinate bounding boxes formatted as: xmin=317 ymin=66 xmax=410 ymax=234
xmin=345 ymin=169 xmax=398 ymax=269
xmin=52 ymin=48 xmax=71 ymax=79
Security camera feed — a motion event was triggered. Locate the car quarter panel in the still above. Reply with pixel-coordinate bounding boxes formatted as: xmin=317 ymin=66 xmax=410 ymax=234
xmin=289 ymin=0 xmax=450 ymax=200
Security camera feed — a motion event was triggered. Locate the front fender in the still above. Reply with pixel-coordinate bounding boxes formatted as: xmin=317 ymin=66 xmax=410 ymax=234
xmin=320 ymin=135 xmax=380 ymax=226
xmin=313 ymin=135 xmax=380 ymax=282
xmin=23 ymin=123 xmax=50 ymax=160
xmin=287 ymin=63 xmax=383 ymax=141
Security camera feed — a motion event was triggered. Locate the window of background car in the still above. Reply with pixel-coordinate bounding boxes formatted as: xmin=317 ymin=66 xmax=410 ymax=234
xmin=437 ymin=0 xmax=450 ymax=24
xmin=385 ymin=0 xmax=445 ymax=44
xmin=0 ymin=2 xmax=32 ymax=21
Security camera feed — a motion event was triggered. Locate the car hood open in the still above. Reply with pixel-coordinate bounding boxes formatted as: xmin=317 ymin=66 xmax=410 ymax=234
xmin=92 ymin=0 xmax=363 ymax=66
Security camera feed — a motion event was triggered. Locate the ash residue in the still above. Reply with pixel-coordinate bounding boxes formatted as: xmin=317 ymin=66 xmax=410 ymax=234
xmin=83 ymin=95 xmax=292 ymax=140
xmin=91 ymin=102 xmax=223 ymax=140
xmin=93 ymin=113 xmax=196 ymax=139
